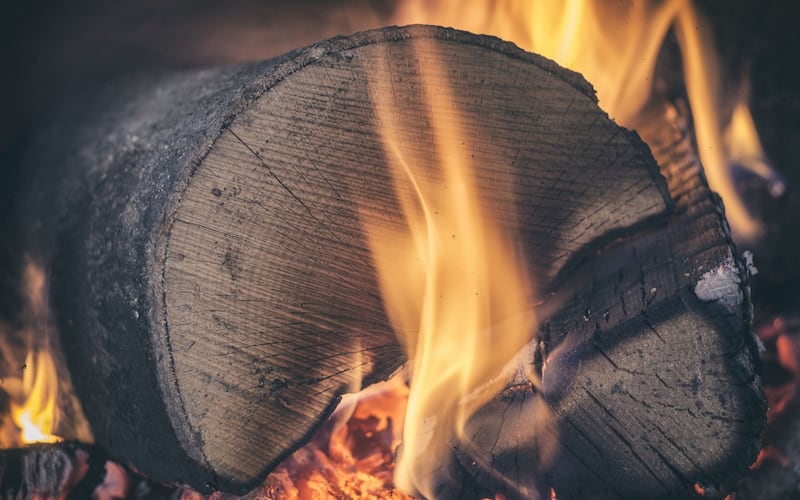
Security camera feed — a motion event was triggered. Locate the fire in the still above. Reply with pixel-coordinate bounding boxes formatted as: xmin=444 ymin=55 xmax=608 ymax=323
xmin=347 ymin=1 xmax=779 ymax=496
xmin=395 ymin=0 xmax=675 ymax=126
xmin=390 ymin=0 xmax=778 ymax=242
xmin=362 ymin=39 xmax=537 ymax=497
xmin=9 ymin=350 xmax=61 ymax=444
xmin=0 ymin=2 xmax=778 ymax=497
xmin=258 ymin=376 xmax=412 ymax=499
xmin=724 ymin=99 xmax=785 ymax=197
xmin=0 ymin=262 xmax=63 ymax=446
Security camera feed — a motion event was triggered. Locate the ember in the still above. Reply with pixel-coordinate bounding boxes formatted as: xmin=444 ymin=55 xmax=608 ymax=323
xmin=255 ymin=376 xmax=411 ymax=499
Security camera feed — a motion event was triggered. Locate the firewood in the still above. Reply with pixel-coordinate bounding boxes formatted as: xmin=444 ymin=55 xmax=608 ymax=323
xmin=0 ymin=442 xmax=181 ymax=499
xmin=10 ymin=25 xmax=764 ymax=495
xmin=454 ymin=102 xmax=766 ymax=499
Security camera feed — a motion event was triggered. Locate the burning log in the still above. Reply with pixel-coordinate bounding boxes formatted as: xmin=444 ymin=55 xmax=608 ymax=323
xmin=0 ymin=441 xmax=181 ymax=499
xmin=453 ymin=102 xmax=767 ymax=499
xmin=9 ymin=24 xmax=765 ymax=496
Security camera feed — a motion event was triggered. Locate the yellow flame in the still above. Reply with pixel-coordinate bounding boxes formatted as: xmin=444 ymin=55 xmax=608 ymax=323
xmin=11 ymin=350 xmax=61 ymax=444
xmin=397 ymin=0 xmax=679 ymax=126
xmin=724 ymin=98 xmax=785 ymax=197
xmin=354 ymin=1 xmax=779 ymax=493
xmin=363 ymin=39 xmax=537 ymax=497
xmin=391 ymin=0 xmax=776 ymax=242
xmin=726 ymin=101 xmax=767 ymax=173
xmin=672 ymin=2 xmax=763 ymax=241
xmin=0 ymin=262 xmax=63 ymax=446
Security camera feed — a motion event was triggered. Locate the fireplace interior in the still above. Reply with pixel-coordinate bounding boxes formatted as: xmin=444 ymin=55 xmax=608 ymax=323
xmin=1 ymin=1 xmax=799 ymax=499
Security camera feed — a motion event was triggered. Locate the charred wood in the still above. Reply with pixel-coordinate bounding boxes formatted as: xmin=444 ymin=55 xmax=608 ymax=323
xmin=0 ymin=442 xmax=182 ymax=500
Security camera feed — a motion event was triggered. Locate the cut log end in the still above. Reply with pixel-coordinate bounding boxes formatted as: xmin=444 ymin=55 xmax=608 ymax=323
xmin=151 ymin=25 xmax=672 ymax=490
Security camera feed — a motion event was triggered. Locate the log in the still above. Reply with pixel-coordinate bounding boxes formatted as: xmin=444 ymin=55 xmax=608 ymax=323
xmin=10 ymin=24 xmax=763 ymax=495
xmin=453 ymin=102 xmax=766 ymax=499
xmin=0 ymin=442 xmax=182 ymax=499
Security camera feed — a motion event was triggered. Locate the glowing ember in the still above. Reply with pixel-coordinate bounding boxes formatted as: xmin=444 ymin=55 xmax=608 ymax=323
xmin=257 ymin=376 xmax=411 ymax=499
xmin=758 ymin=316 xmax=800 ymax=418
xmin=390 ymin=0 xmax=778 ymax=242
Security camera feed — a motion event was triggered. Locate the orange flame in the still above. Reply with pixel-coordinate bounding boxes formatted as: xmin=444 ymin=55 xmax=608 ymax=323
xmin=0 ymin=262 xmax=63 ymax=446
xmin=362 ymin=39 xmax=537 ymax=497
xmin=10 ymin=350 xmax=61 ymax=444
xmin=352 ymin=1 xmax=776 ymax=495
xmin=395 ymin=0 xmax=678 ymax=126
xmin=390 ymin=0 xmax=777 ymax=242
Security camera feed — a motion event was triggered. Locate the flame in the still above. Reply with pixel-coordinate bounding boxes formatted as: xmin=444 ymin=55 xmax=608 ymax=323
xmin=10 ymin=350 xmax=61 ymax=444
xmin=672 ymin=2 xmax=764 ymax=241
xmin=395 ymin=0 xmax=677 ymax=126
xmin=350 ymin=1 xmax=778 ymax=495
xmin=0 ymin=262 xmax=63 ymax=446
xmin=362 ymin=39 xmax=537 ymax=497
xmin=390 ymin=0 xmax=777 ymax=242
xmin=724 ymin=98 xmax=786 ymax=197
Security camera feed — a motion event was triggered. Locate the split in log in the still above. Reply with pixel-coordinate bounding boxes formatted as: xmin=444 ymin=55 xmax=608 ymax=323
xmin=10 ymin=25 xmax=765 ymax=496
